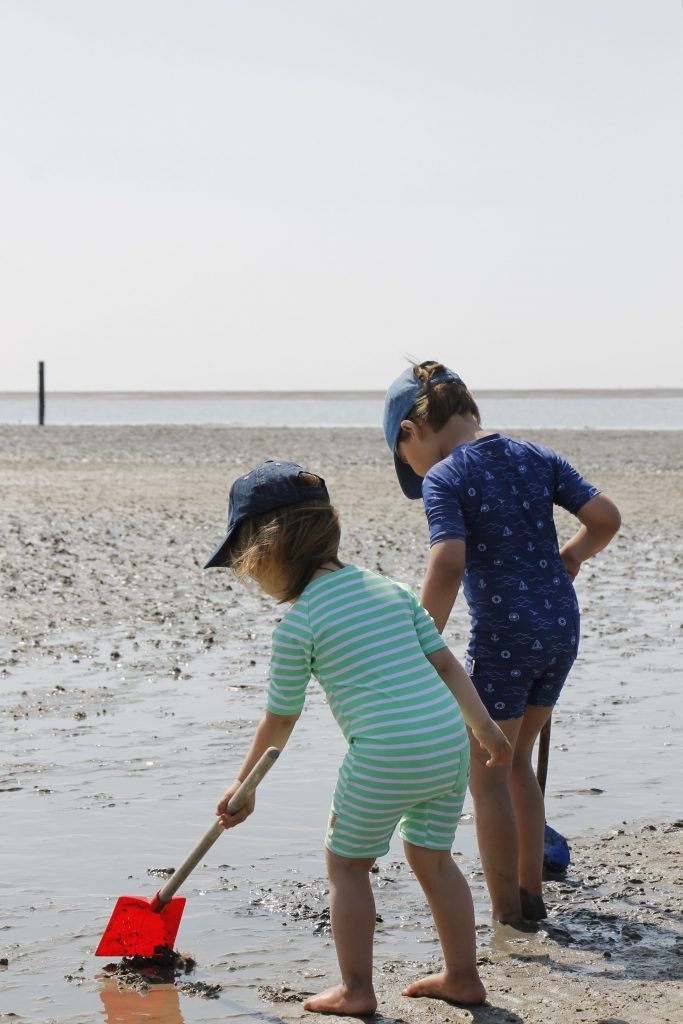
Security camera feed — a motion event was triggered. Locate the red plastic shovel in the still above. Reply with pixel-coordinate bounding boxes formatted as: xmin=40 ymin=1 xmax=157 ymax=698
xmin=95 ymin=747 xmax=279 ymax=957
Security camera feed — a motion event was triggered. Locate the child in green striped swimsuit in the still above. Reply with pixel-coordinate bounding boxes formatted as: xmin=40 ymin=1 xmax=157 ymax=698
xmin=206 ymin=459 xmax=510 ymax=1016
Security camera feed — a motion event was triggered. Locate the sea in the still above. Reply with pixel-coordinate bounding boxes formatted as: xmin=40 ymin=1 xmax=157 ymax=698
xmin=2 ymin=389 xmax=683 ymax=429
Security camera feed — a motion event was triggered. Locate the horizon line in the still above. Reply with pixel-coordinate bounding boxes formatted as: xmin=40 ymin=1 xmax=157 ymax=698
xmin=2 ymin=387 xmax=682 ymax=399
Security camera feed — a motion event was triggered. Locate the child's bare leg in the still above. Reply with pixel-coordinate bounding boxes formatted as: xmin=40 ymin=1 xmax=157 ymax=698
xmin=303 ymin=850 xmax=377 ymax=1016
xmin=509 ymin=705 xmax=553 ymax=919
xmin=401 ymin=842 xmax=486 ymax=1005
xmin=468 ymin=718 xmax=524 ymax=923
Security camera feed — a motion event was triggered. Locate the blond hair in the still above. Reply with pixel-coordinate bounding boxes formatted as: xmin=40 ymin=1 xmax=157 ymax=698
xmin=229 ymin=477 xmax=341 ymax=602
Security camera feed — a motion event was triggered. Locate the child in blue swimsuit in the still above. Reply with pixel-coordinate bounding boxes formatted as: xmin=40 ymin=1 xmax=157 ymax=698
xmin=384 ymin=361 xmax=621 ymax=924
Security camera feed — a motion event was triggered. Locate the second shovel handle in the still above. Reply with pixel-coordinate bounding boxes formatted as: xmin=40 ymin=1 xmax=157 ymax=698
xmin=156 ymin=747 xmax=279 ymax=905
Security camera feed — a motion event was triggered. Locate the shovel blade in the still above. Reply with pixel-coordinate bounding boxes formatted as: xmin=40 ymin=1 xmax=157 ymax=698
xmin=95 ymin=895 xmax=186 ymax=957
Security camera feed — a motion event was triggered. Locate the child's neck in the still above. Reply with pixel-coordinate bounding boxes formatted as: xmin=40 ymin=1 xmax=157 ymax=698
xmin=436 ymin=415 xmax=492 ymax=459
xmin=310 ymin=559 xmax=345 ymax=582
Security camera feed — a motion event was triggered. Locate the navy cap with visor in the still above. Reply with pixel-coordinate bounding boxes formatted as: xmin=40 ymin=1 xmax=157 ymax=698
xmin=204 ymin=459 xmax=330 ymax=568
xmin=383 ymin=363 xmax=466 ymax=500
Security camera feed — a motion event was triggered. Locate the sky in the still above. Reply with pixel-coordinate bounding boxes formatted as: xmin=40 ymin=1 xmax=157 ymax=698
xmin=1 ymin=1 xmax=682 ymax=392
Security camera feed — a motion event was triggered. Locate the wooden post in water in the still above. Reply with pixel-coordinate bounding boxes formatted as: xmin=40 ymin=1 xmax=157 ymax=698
xmin=536 ymin=716 xmax=552 ymax=795
xmin=38 ymin=361 xmax=45 ymax=425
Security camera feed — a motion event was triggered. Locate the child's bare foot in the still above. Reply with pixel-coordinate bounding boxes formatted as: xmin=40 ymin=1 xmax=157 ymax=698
xmin=402 ymin=971 xmax=486 ymax=1006
xmin=303 ymin=983 xmax=377 ymax=1016
xmin=520 ymin=887 xmax=547 ymax=920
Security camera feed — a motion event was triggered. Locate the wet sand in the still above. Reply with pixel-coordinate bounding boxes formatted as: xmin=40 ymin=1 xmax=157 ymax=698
xmin=1 ymin=425 xmax=682 ymax=1023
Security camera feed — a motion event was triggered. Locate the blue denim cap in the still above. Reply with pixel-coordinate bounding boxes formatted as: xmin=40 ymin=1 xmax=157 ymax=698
xmin=383 ymin=363 xmax=466 ymax=499
xmin=204 ymin=459 xmax=330 ymax=568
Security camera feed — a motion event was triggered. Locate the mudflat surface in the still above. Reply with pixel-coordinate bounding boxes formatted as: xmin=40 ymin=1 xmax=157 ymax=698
xmin=1 ymin=425 xmax=682 ymax=1023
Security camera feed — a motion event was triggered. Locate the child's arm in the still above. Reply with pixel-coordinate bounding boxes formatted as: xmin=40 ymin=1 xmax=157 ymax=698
xmin=421 ymin=539 xmax=466 ymax=634
xmin=216 ymin=710 xmax=300 ymax=828
xmin=559 ymin=493 xmax=621 ymax=581
xmin=427 ymin=646 xmax=511 ymax=767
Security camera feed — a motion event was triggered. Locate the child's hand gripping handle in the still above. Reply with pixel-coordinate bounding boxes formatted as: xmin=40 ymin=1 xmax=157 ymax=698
xmin=151 ymin=747 xmax=280 ymax=910
xmin=224 ymin=746 xmax=280 ymax=816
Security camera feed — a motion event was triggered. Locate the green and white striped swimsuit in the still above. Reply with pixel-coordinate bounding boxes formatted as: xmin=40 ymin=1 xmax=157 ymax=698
xmin=267 ymin=566 xmax=470 ymax=857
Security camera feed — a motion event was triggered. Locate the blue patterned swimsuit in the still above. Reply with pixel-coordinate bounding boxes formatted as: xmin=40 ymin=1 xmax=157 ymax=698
xmin=422 ymin=434 xmax=599 ymax=720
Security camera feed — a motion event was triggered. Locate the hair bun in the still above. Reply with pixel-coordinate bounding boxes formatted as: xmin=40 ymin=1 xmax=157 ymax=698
xmin=414 ymin=361 xmax=446 ymax=386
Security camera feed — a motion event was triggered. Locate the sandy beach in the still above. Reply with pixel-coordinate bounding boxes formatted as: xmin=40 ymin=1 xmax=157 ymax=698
xmin=1 ymin=424 xmax=682 ymax=1024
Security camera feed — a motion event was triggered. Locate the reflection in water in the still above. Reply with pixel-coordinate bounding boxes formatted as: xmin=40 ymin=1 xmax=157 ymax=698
xmin=98 ymin=979 xmax=185 ymax=1024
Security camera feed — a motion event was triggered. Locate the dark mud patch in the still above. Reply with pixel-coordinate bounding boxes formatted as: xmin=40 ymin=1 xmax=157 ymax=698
xmin=64 ymin=966 xmax=86 ymax=986
xmin=146 ymin=866 xmax=175 ymax=878
xmin=101 ymin=946 xmax=198 ymax=994
xmin=249 ymin=875 xmax=388 ymax=936
xmin=100 ymin=947 xmax=223 ymax=998
xmin=249 ymin=879 xmax=333 ymax=934
xmin=259 ymin=983 xmax=314 ymax=1003
xmin=493 ymin=823 xmax=683 ymax=1016
xmin=503 ymin=822 xmax=683 ymax=985
xmin=176 ymin=980 xmax=223 ymax=999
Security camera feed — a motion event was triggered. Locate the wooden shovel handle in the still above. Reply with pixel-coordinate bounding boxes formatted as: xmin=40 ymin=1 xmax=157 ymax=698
xmin=154 ymin=747 xmax=279 ymax=907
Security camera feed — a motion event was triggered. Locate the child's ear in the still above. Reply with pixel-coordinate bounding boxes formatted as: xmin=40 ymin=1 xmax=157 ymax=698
xmin=400 ymin=419 xmax=419 ymax=438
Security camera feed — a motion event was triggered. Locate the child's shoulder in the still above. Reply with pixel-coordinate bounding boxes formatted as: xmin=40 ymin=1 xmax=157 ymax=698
xmin=500 ymin=435 xmax=559 ymax=461
xmin=294 ymin=564 xmax=380 ymax=604
xmin=339 ymin=565 xmax=409 ymax=596
xmin=466 ymin=433 xmax=565 ymax=468
xmin=424 ymin=434 xmax=563 ymax=491
xmin=294 ymin=566 xmax=413 ymax=620
xmin=315 ymin=564 xmax=414 ymax=600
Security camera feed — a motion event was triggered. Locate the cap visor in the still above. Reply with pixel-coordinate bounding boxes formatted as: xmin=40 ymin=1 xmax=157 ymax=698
xmin=394 ymin=454 xmax=424 ymax=499
xmin=203 ymin=534 xmax=234 ymax=569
